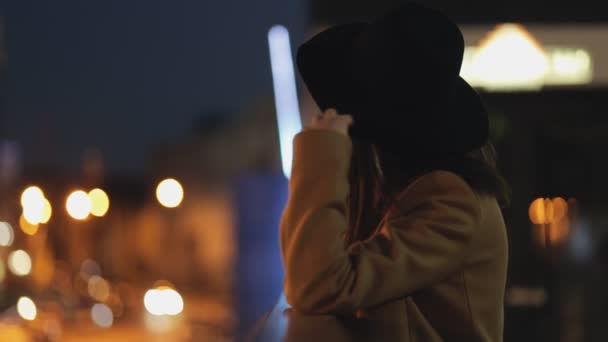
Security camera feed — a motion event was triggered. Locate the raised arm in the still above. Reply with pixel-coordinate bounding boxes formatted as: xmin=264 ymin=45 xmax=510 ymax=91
xmin=280 ymin=129 xmax=481 ymax=314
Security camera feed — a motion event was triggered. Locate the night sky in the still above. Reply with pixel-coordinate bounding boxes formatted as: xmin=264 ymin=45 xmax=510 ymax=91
xmin=1 ymin=0 xmax=305 ymax=174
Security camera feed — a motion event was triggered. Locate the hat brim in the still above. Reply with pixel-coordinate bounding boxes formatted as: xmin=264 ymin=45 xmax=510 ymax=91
xmin=297 ymin=23 xmax=489 ymax=154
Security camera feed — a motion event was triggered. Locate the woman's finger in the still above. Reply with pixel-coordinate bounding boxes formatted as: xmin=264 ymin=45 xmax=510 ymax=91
xmin=341 ymin=115 xmax=353 ymax=125
xmin=324 ymin=108 xmax=338 ymax=118
xmin=311 ymin=111 xmax=323 ymax=125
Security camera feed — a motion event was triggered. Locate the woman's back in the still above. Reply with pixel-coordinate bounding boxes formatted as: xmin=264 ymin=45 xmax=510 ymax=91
xmin=279 ymin=131 xmax=508 ymax=341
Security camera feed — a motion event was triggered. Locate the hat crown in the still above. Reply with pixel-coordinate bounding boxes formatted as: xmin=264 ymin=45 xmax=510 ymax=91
xmin=351 ymin=4 xmax=465 ymax=103
xmin=296 ymin=3 xmax=489 ymax=157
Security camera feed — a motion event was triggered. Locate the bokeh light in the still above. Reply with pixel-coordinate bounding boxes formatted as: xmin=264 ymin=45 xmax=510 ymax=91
xmin=529 ymin=197 xmax=569 ymax=225
xmin=156 ymin=179 xmax=184 ymax=208
xmin=66 ymin=190 xmax=92 ymax=220
xmin=91 ymin=303 xmax=114 ymax=328
xmin=551 ymin=197 xmax=568 ymax=223
xmin=88 ymin=188 xmax=110 ymax=217
xmin=0 ymin=221 xmax=15 ymax=246
xmin=19 ymin=214 xmax=39 ymax=236
xmin=144 ymin=314 xmax=180 ymax=334
xmin=530 ymin=197 xmax=572 ymax=247
xmin=88 ymin=275 xmax=111 ymax=302
xmin=21 ymin=186 xmax=46 ymax=225
xmin=8 ymin=249 xmax=33 ymax=276
xmin=22 ymin=205 xmax=43 ymax=225
xmin=468 ymin=24 xmax=549 ymax=90
xmin=40 ymin=198 xmax=52 ymax=224
xmin=21 ymin=186 xmax=45 ymax=208
xmin=16 ymin=296 xmax=37 ymax=321
xmin=529 ymin=198 xmax=547 ymax=224
xmin=549 ymin=219 xmax=570 ymax=244
xmin=144 ymin=286 xmax=184 ymax=316
xmin=268 ymin=25 xmax=302 ymax=178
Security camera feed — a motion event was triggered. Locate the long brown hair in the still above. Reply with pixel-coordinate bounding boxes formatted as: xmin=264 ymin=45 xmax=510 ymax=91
xmin=345 ymin=140 xmax=510 ymax=244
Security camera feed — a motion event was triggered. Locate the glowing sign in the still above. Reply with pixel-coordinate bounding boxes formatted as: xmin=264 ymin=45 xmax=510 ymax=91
xmin=268 ymin=25 xmax=302 ymax=179
xmin=461 ymin=24 xmax=593 ymax=91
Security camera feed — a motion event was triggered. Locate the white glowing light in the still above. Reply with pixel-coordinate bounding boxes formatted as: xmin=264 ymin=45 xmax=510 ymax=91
xmin=8 ymin=250 xmax=32 ymax=277
xmin=156 ymin=179 xmax=184 ymax=208
xmin=464 ymin=24 xmax=549 ymax=90
xmin=91 ymin=303 xmax=113 ymax=328
xmin=17 ymin=297 xmax=37 ymax=321
xmin=547 ymin=49 xmax=593 ymax=85
xmin=21 ymin=186 xmax=45 ymax=208
xmin=66 ymin=190 xmax=92 ymax=220
xmin=460 ymin=25 xmax=594 ymax=91
xmin=21 ymin=186 xmax=47 ymax=225
xmin=23 ymin=205 xmax=43 ymax=225
xmin=0 ymin=222 xmax=15 ymax=246
xmin=144 ymin=287 xmax=184 ymax=316
xmin=268 ymin=25 xmax=302 ymax=179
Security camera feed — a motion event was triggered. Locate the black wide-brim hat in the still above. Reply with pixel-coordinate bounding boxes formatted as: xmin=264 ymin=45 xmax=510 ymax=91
xmin=297 ymin=2 xmax=489 ymax=158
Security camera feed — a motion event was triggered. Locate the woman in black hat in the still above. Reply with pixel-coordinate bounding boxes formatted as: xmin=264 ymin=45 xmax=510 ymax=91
xmin=279 ymin=2 xmax=509 ymax=341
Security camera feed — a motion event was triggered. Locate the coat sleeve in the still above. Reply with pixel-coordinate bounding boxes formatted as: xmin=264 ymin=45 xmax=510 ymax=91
xmin=280 ymin=129 xmax=482 ymax=315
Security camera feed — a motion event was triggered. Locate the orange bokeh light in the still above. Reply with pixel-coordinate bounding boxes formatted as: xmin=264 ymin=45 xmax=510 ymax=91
xmin=530 ymin=197 xmax=571 ymax=247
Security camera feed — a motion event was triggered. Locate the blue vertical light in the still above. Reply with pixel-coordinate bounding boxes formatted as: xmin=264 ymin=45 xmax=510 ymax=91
xmin=268 ymin=25 xmax=302 ymax=179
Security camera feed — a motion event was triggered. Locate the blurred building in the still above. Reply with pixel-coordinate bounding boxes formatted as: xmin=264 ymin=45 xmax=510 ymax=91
xmin=103 ymin=100 xmax=282 ymax=332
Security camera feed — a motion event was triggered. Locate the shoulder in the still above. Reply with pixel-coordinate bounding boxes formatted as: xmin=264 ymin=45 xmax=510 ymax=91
xmin=390 ymin=170 xmax=482 ymax=222
xmin=400 ymin=170 xmax=479 ymax=201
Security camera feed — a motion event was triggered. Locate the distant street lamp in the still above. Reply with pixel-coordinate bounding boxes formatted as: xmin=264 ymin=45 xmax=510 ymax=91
xmin=529 ymin=197 xmax=570 ymax=247
xmin=88 ymin=188 xmax=110 ymax=217
xmin=21 ymin=186 xmax=46 ymax=225
xmin=40 ymin=198 xmax=52 ymax=224
xmin=156 ymin=179 xmax=184 ymax=208
xmin=66 ymin=190 xmax=92 ymax=220
xmin=16 ymin=297 xmax=37 ymax=321
xmin=144 ymin=285 xmax=184 ymax=316
xmin=20 ymin=186 xmax=44 ymax=208
xmin=8 ymin=249 xmax=32 ymax=277
xmin=0 ymin=222 xmax=14 ymax=247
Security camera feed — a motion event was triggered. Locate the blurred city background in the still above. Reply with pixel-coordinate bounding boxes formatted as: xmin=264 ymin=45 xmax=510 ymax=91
xmin=0 ymin=0 xmax=607 ymax=341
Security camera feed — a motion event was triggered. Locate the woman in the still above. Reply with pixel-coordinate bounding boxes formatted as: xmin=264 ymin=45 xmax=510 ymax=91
xmin=279 ymin=3 xmax=509 ymax=341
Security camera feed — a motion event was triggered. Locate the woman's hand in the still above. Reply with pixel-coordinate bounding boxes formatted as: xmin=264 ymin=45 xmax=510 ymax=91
xmin=310 ymin=108 xmax=353 ymax=137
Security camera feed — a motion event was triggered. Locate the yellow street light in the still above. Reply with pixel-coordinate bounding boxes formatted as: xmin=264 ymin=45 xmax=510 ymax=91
xmin=19 ymin=215 xmax=39 ymax=236
xmin=40 ymin=198 xmax=52 ymax=224
xmin=88 ymin=188 xmax=110 ymax=217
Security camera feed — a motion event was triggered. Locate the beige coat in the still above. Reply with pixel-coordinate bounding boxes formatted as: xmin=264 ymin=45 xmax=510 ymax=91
xmin=279 ymin=129 xmax=508 ymax=341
